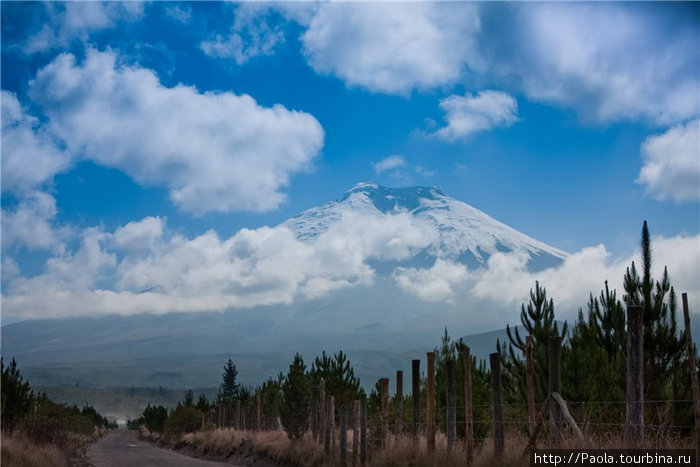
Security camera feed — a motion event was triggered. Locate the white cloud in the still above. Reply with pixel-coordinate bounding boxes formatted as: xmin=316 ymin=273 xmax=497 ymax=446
xmin=1 ymin=191 xmax=65 ymax=252
xmin=505 ymin=3 xmax=699 ymax=125
xmin=201 ymin=4 xmax=285 ymax=64
xmin=301 ymin=2 xmax=481 ymax=95
xmin=394 ymin=259 xmax=470 ymax=303
xmin=114 ymin=217 xmax=165 ymax=252
xmin=433 ymin=90 xmax=518 ymax=141
xmin=471 ymin=235 xmax=700 ymax=320
xmin=23 ymin=2 xmax=144 ymax=54
xmin=1 ymin=207 xmax=439 ymax=319
xmin=164 ymin=5 xmax=192 ymax=24
xmin=1 ymin=91 xmax=70 ymax=194
xmin=373 ymin=155 xmax=406 ymax=174
xmin=638 ymin=119 xmax=700 ymax=202
xmin=29 ymin=49 xmax=324 ymax=214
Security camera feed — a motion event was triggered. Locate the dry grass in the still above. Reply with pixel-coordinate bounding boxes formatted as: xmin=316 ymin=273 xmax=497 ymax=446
xmin=143 ymin=426 xmax=695 ymax=467
xmin=0 ymin=431 xmax=69 ymax=467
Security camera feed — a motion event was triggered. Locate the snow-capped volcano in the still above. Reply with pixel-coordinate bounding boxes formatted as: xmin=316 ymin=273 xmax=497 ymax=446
xmin=281 ymin=183 xmax=568 ymax=270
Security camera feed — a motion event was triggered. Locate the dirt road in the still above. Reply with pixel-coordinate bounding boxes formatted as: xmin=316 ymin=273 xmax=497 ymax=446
xmin=87 ymin=429 xmax=234 ymax=466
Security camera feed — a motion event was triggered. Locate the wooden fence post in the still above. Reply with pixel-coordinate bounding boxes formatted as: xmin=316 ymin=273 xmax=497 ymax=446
xmin=312 ymin=386 xmax=318 ymax=440
xmin=427 ymin=352 xmax=436 ymax=451
xmin=396 ymin=370 xmax=403 ymax=435
xmin=235 ymin=400 xmax=241 ymax=430
xmin=446 ymin=359 xmax=457 ymax=451
xmin=526 ymin=335 xmax=536 ymax=437
xmin=360 ymin=398 xmax=368 ymax=466
xmin=412 ymin=359 xmax=420 ymax=440
xmin=461 ymin=347 xmax=474 ymax=465
xmin=353 ymin=400 xmax=360 ymax=467
xmin=490 ymin=352 xmax=504 ymax=465
xmin=319 ymin=379 xmax=326 ymax=446
xmin=625 ymin=305 xmax=644 ymax=447
xmin=682 ymin=293 xmax=700 ymax=464
xmin=549 ymin=336 xmax=562 ymax=445
xmin=255 ymin=392 xmax=261 ymax=431
xmin=380 ymin=378 xmax=389 ymax=448
xmin=325 ymin=395 xmax=334 ymax=455
xmin=340 ymin=405 xmax=347 ymax=465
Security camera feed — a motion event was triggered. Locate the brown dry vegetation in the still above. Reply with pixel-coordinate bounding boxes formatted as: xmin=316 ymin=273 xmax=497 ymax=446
xmin=143 ymin=425 xmax=695 ymax=467
xmin=1 ymin=431 xmax=69 ymax=467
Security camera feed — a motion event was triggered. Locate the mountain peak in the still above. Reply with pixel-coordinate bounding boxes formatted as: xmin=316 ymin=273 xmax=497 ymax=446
xmin=281 ymin=183 xmax=567 ymax=270
xmin=341 ymin=183 xmax=445 ymax=213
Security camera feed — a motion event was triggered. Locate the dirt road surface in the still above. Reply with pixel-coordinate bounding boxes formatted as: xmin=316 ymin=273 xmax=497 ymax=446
xmin=87 ymin=429 xmax=235 ymax=466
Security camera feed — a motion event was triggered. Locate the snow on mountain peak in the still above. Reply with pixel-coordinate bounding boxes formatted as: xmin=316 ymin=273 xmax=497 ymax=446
xmin=281 ymin=183 xmax=567 ymax=270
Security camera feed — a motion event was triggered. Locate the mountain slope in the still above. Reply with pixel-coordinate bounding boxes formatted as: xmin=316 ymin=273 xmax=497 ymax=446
xmin=282 ymin=183 xmax=567 ymax=270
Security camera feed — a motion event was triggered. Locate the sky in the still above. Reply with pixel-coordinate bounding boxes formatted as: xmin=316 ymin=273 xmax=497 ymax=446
xmin=1 ymin=1 xmax=699 ymax=324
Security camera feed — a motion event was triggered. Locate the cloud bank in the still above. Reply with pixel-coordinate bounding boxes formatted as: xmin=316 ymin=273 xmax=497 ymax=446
xmin=25 ymin=49 xmax=324 ymax=215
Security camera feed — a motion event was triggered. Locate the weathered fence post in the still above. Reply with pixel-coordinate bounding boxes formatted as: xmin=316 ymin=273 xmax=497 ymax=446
xmin=255 ymin=392 xmax=261 ymax=431
xmin=360 ymin=398 xmax=368 ymax=466
xmin=340 ymin=405 xmax=347 ymax=465
xmin=461 ymin=347 xmax=474 ymax=465
xmin=235 ymin=400 xmax=241 ymax=430
xmin=412 ymin=359 xmax=420 ymax=440
xmin=319 ymin=379 xmax=326 ymax=446
xmin=396 ymin=370 xmax=403 ymax=435
xmin=353 ymin=400 xmax=360 ymax=467
xmin=625 ymin=305 xmax=644 ymax=447
xmin=490 ymin=352 xmax=504 ymax=465
xmin=325 ymin=395 xmax=334 ymax=456
xmin=549 ymin=335 xmax=562 ymax=445
xmin=682 ymin=293 xmax=700 ymax=464
xmin=427 ymin=352 xmax=436 ymax=451
xmin=380 ymin=378 xmax=389 ymax=448
xmin=312 ymin=386 xmax=319 ymax=440
xmin=526 ymin=335 xmax=536 ymax=437
xmin=446 ymin=359 xmax=457 ymax=451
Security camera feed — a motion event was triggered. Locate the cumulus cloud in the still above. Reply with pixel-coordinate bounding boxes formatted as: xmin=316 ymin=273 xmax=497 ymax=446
xmin=502 ymin=3 xmax=699 ymax=125
xmin=1 ymin=206 xmax=439 ymax=319
xmin=201 ymin=4 xmax=285 ymax=64
xmin=29 ymin=49 xmax=324 ymax=214
xmin=1 ymin=91 xmax=70 ymax=194
xmin=433 ymin=90 xmax=518 ymax=141
xmin=373 ymin=155 xmax=406 ymax=174
xmin=1 ymin=191 xmax=65 ymax=252
xmin=301 ymin=2 xmax=481 ymax=95
xmin=394 ymin=259 xmax=470 ymax=303
xmin=23 ymin=2 xmax=144 ymax=54
xmin=638 ymin=119 xmax=700 ymax=202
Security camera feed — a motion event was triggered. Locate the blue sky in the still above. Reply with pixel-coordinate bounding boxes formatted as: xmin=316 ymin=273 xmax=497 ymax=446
xmin=2 ymin=2 xmax=699 ymax=322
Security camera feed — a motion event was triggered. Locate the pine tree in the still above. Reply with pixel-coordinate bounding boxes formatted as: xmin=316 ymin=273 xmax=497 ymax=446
xmin=1 ymin=357 xmax=34 ymax=431
xmin=502 ymin=281 xmax=567 ymax=402
xmin=622 ymin=221 xmax=685 ymax=424
xmin=218 ymin=359 xmax=240 ymax=403
xmin=310 ymin=350 xmax=364 ymax=411
xmin=280 ymin=353 xmax=311 ymax=440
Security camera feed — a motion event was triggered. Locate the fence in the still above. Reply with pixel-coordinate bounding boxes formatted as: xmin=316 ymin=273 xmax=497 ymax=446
xmin=208 ymin=293 xmax=699 ymax=465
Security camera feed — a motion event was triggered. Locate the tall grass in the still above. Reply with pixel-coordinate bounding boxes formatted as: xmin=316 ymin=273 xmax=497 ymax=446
xmin=0 ymin=431 xmax=69 ymax=467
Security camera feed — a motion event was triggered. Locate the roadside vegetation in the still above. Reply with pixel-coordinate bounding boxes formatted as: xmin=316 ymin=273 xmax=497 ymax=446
xmin=0 ymin=357 xmax=115 ymax=466
xmin=129 ymin=221 xmax=696 ymax=466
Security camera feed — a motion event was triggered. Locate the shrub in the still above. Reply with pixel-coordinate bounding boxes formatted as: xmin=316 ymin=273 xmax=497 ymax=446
xmin=164 ymin=406 xmax=203 ymax=435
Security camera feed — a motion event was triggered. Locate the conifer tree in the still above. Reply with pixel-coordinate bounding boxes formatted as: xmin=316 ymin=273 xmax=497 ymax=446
xmin=502 ymin=281 xmax=567 ymax=402
xmin=1 ymin=357 xmax=34 ymax=431
xmin=280 ymin=353 xmax=311 ymax=440
xmin=218 ymin=359 xmax=240 ymax=403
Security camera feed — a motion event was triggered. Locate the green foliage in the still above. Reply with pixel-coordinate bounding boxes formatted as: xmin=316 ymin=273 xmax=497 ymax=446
xmin=310 ymin=350 xmax=364 ymax=411
xmin=280 ymin=353 xmax=311 ymax=440
xmin=141 ymin=403 xmax=168 ymax=433
xmin=501 ymin=281 xmax=567 ymax=403
xmin=1 ymin=357 xmax=34 ymax=431
xmin=18 ymin=396 xmax=110 ymax=445
xmin=164 ymin=405 xmax=203 ymax=435
xmin=623 ymin=221 xmax=686 ymax=424
xmin=195 ymin=394 xmax=212 ymax=414
xmin=218 ymin=359 xmax=240 ymax=404
xmin=259 ymin=374 xmax=284 ymax=430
